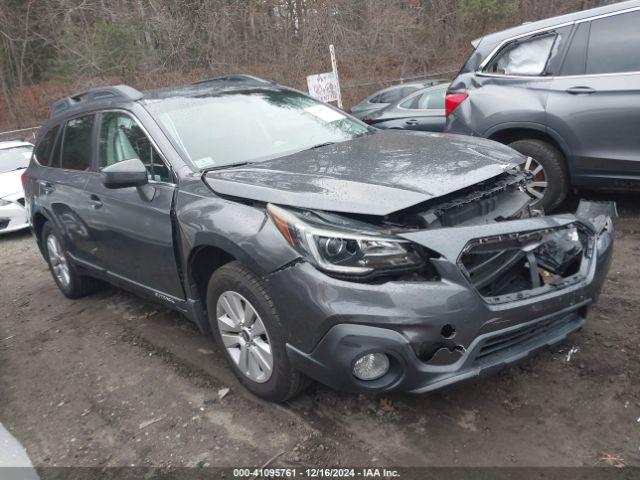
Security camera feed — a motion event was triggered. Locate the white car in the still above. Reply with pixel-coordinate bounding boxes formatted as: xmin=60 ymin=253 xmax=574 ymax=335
xmin=0 ymin=140 xmax=32 ymax=234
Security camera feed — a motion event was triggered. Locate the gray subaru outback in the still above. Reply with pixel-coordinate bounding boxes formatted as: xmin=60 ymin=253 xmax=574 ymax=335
xmin=445 ymin=0 xmax=640 ymax=211
xmin=24 ymin=75 xmax=615 ymax=402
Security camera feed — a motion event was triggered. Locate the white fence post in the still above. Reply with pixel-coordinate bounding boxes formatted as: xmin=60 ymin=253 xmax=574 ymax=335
xmin=329 ymin=44 xmax=343 ymax=109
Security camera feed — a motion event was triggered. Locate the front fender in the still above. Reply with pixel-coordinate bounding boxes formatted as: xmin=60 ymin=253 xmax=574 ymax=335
xmin=177 ymin=192 xmax=300 ymax=278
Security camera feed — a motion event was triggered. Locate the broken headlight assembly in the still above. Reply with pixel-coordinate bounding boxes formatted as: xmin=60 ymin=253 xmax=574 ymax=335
xmin=267 ymin=204 xmax=424 ymax=277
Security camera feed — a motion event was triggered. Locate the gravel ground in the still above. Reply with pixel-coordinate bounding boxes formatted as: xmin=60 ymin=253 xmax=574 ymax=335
xmin=1 ymin=194 xmax=639 ymax=472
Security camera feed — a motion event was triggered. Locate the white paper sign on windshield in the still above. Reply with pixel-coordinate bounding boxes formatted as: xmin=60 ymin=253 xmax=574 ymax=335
xmin=304 ymin=104 xmax=345 ymax=123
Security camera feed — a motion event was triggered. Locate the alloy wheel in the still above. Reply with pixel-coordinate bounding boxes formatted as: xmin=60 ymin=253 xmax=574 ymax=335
xmin=521 ymin=156 xmax=548 ymax=204
xmin=216 ymin=291 xmax=273 ymax=383
xmin=46 ymin=234 xmax=71 ymax=288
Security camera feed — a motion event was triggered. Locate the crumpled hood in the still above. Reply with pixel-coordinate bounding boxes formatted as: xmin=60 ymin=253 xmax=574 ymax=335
xmin=205 ymin=130 xmax=525 ymax=216
xmin=0 ymin=169 xmax=25 ymax=199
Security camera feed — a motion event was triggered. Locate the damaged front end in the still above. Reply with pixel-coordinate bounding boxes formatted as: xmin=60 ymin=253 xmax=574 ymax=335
xmin=460 ymin=223 xmax=590 ymax=304
xmin=270 ymin=187 xmax=615 ymax=393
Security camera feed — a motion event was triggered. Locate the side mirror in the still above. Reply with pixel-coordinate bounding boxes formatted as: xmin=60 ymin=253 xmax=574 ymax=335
xmin=100 ymin=158 xmax=148 ymax=189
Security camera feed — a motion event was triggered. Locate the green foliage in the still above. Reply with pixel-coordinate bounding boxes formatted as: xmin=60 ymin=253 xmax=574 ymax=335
xmin=46 ymin=21 xmax=144 ymax=80
xmin=93 ymin=22 xmax=143 ymax=74
xmin=460 ymin=0 xmax=519 ymax=26
xmin=45 ymin=24 xmax=81 ymax=80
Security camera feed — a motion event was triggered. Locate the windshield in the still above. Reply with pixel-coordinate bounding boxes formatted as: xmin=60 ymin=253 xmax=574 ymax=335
xmin=0 ymin=146 xmax=32 ymax=174
xmin=145 ymin=89 xmax=370 ymax=170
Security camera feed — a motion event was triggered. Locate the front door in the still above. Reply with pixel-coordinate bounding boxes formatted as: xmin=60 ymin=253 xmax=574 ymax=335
xmin=84 ymin=110 xmax=184 ymax=301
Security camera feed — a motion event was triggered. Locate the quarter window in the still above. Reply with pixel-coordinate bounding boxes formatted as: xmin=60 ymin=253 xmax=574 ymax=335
xmin=485 ymin=34 xmax=556 ymax=76
xmin=98 ymin=112 xmax=171 ymax=183
xmin=586 ymin=10 xmax=640 ymax=75
xmin=60 ymin=115 xmax=94 ymax=171
xmin=50 ymin=126 xmax=63 ymax=168
xmin=34 ymin=125 xmax=59 ymax=166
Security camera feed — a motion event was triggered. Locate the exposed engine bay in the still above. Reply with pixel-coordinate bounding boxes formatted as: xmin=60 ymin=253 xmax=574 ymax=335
xmin=382 ymin=170 xmax=533 ymax=229
xmin=459 ymin=224 xmax=590 ymax=304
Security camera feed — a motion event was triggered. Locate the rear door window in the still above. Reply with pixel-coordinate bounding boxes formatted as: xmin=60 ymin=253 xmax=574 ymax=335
xmin=373 ymin=86 xmax=419 ymax=104
xmin=400 ymin=87 xmax=446 ymax=110
xmin=60 ymin=115 xmax=95 ymax=171
xmin=586 ymin=10 xmax=640 ymax=75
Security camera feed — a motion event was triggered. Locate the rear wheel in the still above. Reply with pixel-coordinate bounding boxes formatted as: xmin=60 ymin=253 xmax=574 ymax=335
xmin=42 ymin=222 xmax=102 ymax=299
xmin=207 ymin=261 xmax=308 ymax=402
xmin=508 ymin=139 xmax=569 ymax=212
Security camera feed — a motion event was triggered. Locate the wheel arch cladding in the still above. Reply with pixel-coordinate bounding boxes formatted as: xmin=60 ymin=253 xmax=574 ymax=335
xmin=488 ymin=126 xmax=570 ymax=167
xmin=32 ymin=212 xmax=49 ymax=253
xmin=187 ymin=240 xmax=239 ymax=310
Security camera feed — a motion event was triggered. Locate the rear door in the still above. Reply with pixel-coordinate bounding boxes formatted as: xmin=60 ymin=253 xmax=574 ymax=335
xmin=546 ymin=9 xmax=640 ymax=183
xmin=83 ymin=110 xmax=184 ymax=301
xmin=396 ymin=85 xmax=447 ymax=132
xmin=352 ymin=85 xmax=420 ymax=119
xmin=40 ymin=114 xmax=97 ymax=266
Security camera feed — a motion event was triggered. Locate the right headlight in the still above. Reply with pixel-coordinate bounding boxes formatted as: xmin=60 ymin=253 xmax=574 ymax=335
xmin=0 ymin=198 xmax=11 ymax=206
xmin=267 ymin=204 xmax=424 ymax=277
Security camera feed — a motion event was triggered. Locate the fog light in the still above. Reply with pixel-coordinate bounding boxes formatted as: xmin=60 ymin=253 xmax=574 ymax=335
xmin=352 ymin=353 xmax=390 ymax=381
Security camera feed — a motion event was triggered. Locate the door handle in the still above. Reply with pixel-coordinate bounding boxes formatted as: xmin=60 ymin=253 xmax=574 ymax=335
xmin=565 ymin=86 xmax=596 ymax=95
xmin=88 ymin=194 xmax=103 ymax=209
xmin=38 ymin=180 xmax=55 ymax=194
xmin=405 ymin=119 xmax=419 ymax=125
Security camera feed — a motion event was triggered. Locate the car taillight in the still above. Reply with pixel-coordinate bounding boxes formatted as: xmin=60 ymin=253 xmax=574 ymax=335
xmin=445 ymin=93 xmax=468 ymax=118
xmin=21 ymin=171 xmax=28 ymax=192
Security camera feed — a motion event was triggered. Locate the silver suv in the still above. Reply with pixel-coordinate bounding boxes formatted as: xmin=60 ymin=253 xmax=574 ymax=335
xmin=445 ymin=0 xmax=640 ymax=211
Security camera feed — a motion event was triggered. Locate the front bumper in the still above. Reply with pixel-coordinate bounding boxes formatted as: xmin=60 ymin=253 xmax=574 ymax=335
xmin=267 ymin=201 xmax=615 ymax=393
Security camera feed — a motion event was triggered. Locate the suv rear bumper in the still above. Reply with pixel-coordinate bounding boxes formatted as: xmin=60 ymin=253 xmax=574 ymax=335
xmin=267 ymin=201 xmax=615 ymax=393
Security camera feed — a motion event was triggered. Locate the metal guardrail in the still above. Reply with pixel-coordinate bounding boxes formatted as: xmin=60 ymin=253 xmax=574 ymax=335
xmin=0 ymin=126 xmax=40 ymax=143
xmin=342 ymin=69 xmax=458 ymax=89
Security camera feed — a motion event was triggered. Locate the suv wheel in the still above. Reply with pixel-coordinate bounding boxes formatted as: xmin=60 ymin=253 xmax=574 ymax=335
xmin=206 ymin=261 xmax=308 ymax=402
xmin=508 ymin=139 xmax=568 ymax=212
xmin=42 ymin=222 xmax=102 ymax=298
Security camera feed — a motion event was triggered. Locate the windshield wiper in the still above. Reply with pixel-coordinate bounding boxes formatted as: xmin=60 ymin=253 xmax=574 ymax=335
xmin=204 ymin=161 xmax=255 ymax=172
xmin=299 ymin=141 xmax=336 ymax=152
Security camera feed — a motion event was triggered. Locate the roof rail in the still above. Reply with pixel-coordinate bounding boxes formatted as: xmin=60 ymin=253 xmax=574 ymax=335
xmin=49 ymin=85 xmax=144 ymax=119
xmin=191 ymin=74 xmax=270 ymax=86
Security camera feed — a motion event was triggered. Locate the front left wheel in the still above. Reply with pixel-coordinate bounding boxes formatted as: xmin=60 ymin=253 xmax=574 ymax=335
xmin=206 ymin=261 xmax=308 ymax=402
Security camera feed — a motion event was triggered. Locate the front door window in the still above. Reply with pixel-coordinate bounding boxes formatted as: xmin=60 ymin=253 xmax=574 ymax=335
xmin=98 ymin=112 xmax=172 ymax=183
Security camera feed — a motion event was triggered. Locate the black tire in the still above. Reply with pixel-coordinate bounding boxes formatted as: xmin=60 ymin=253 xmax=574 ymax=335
xmin=509 ymin=139 xmax=569 ymax=212
xmin=41 ymin=222 xmax=102 ymax=299
xmin=207 ymin=261 xmax=308 ymax=402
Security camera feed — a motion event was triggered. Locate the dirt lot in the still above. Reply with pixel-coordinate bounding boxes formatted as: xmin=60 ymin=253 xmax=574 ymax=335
xmin=1 ymin=196 xmax=639 ymax=472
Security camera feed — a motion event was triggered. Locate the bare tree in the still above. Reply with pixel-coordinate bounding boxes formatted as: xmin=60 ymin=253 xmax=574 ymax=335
xmin=0 ymin=0 xmax=610 ymax=130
